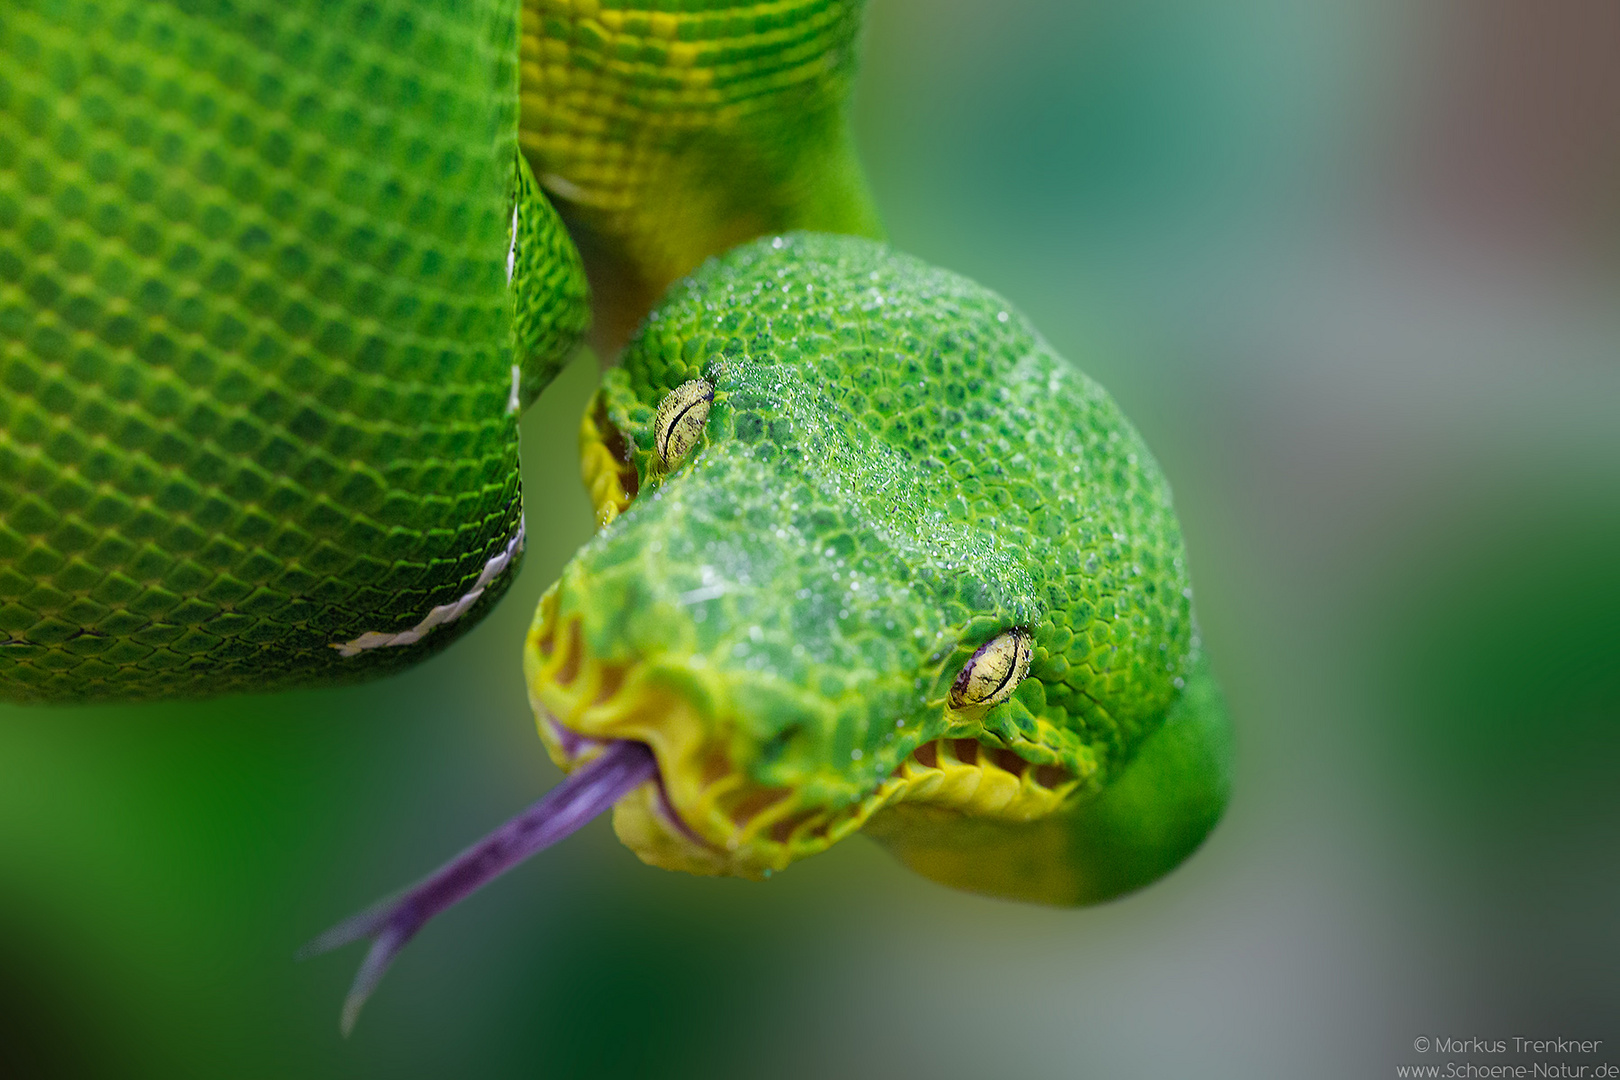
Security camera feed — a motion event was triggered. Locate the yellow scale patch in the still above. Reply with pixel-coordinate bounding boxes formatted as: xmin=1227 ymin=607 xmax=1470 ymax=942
xmin=517 ymin=0 xmax=861 ymax=292
xmin=884 ymin=739 xmax=1081 ymax=824
xmin=526 ymin=576 xmax=1088 ymax=879
xmin=578 ymin=391 xmax=636 ymax=528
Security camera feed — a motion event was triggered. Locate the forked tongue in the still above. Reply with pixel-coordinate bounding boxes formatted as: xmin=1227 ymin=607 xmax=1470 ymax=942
xmin=299 ymin=739 xmax=657 ymax=1035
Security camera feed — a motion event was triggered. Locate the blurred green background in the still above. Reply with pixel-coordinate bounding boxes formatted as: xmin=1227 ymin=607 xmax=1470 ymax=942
xmin=3 ymin=1 xmax=1617 ymax=1076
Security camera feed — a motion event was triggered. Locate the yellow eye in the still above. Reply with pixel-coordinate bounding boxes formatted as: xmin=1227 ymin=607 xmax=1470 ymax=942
xmin=654 ymin=379 xmax=714 ymax=467
xmin=949 ymin=629 xmax=1033 ymax=709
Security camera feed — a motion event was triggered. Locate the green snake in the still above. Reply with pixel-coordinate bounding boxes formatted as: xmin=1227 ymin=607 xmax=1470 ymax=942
xmin=2 ymin=0 xmax=1231 ymax=1030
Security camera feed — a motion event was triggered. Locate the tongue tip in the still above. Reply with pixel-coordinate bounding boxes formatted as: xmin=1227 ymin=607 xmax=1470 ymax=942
xmin=296 ymin=899 xmax=397 ymax=962
xmin=302 ymin=739 xmax=659 ymax=1033
xmin=337 ymin=923 xmax=413 ymax=1037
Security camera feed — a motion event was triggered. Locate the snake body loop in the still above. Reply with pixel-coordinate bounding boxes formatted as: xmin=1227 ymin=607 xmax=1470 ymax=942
xmin=2 ymin=0 xmax=1231 ymax=1027
xmin=2 ymin=0 xmax=556 ymax=698
xmin=0 ymin=0 xmax=878 ymax=700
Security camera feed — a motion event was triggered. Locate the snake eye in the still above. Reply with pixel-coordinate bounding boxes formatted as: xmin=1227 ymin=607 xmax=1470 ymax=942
xmin=949 ymin=629 xmax=1033 ymax=709
xmin=654 ymin=379 xmax=714 ymax=467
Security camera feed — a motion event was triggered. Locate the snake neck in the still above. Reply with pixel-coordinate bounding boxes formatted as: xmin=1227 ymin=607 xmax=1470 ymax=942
xmin=541 ymin=109 xmax=880 ymax=355
xmin=517 ymin=0 xmax=883 ymax=353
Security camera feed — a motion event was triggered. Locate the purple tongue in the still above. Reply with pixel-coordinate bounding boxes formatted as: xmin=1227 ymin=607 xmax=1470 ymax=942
xmin=300 ymin=739 xmax=658 ymax=1035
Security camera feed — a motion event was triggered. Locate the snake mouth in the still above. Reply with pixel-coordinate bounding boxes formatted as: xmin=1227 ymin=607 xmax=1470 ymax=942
xmin=579 ymin=392 xmax=639 ymax=529
xmin=525 ymin=581 xmax=828 ymax=878
xmin=309 ymin=529 xmax=1085 ymax=1034
xmin=524 ymin=581 xmax=1089 ymax=879
xmin=561 ymin=390 xmax=1090 ymax=873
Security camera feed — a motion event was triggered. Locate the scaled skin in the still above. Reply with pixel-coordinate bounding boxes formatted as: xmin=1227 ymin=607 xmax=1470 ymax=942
xmin=528 ymin=233 xmax=1231 ymax=904
xmin=0 ymin=0 xmax=878 ymax=703
xmin=308 ymin=234 xmax=1229 ymax=1023
xmin=0 ymin=0 xmax=581 ymax=700
xmin=518 ymin=0 xmax=884 ymax=354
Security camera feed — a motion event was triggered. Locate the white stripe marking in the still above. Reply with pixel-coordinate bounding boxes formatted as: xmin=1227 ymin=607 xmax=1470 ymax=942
xmin=330 ymin=519 xmax=526 ymax=657
xmin=506 ymin=204 xmax=519 ymax=284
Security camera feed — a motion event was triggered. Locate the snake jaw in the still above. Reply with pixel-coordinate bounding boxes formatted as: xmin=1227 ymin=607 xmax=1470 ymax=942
xmin=524 ymin=573 xmax=910 ymax=877
xmin=524 ymin=578 xmax=1096 ymax=881
xmin=526 ymin=580 xmax=817 ymax=877
xmin=579 ymin=391 xmax=640 ymax=530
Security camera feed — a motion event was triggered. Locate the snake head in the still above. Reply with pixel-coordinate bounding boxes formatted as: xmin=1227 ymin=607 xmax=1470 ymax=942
xmin=532 ymin=233 xmax=1229 ymax=895
xmin=311 ymin=233 xmax=1230 ymax=1031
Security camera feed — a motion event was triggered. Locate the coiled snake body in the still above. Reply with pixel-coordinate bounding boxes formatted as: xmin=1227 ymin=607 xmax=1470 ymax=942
xmin=1 ymin=0 xmax=1231 ymax=1029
